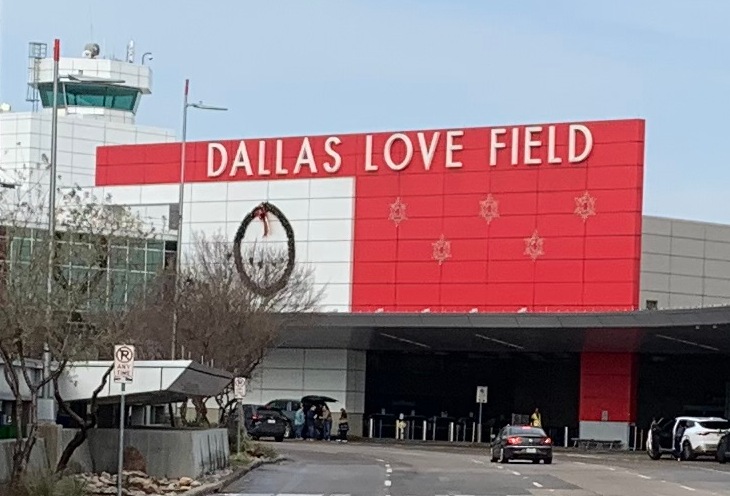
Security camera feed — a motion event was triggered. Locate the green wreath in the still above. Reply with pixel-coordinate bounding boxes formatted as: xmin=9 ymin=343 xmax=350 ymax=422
xmin=233 ymin=202 xmax=296 ymax=297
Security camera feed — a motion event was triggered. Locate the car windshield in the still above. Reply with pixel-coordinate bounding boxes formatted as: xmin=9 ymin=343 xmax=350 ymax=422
xmin=698 ymin=421 xmax=730 ymax=430
xmin=508 ymin=427 xmax=546 ymax=436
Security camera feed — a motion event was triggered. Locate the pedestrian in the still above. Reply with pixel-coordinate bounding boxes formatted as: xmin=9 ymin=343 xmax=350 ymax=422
xmin=530 ymin=408 xmax=542 ymax=428
xmin=294 ymin=404 xmax=305 ymax=440
xmin=322 ymin=405 xmax=333 ymax=441
xmin=337 ymin=408 xmax=349 ymax=443
xmin=306 ymin=405 xmax=317 ymax=441
xmin=675 ymin=421 xmax=686 ymax=461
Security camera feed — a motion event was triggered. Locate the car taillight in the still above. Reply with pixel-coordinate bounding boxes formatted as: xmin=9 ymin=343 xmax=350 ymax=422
xmin=507 ymin=437 xmax=522 ymax=445
xmin=542 ymin=437 xmax=552 ymax=445
xmin=251 ymin=415 xmax=260 ymax=421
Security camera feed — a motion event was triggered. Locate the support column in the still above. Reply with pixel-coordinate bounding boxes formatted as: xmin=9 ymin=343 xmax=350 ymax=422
xmin=579 ymin=352 xmax=637 ymax=446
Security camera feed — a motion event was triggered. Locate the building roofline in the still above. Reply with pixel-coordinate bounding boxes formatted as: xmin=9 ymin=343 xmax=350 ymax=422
xmin=293 ymin=305 xmax=730 ymax=330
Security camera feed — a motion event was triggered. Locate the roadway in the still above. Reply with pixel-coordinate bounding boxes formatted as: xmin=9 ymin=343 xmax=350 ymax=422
xmin=221 ymin=441 xmax=730 ymax=496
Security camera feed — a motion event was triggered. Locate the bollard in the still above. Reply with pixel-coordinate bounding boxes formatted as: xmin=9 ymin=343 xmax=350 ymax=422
xmin=564 ymin=426 xmax=569 ymax=448
xmin=633 ymin=426 xmax=638 ymax=451
xmin=639 ymin=429 xmax=644 ymax=451
xmin=449 ymin=422 xmax=455 ymax=442
xmin=422 ymin=420 xmax=427 ymax=441
xmin=379 ymin=419 xmax=383 ymax=439
xmin=369 ymin=417 xmax=374 ymax=438
xmin=472 ymin=422 xmax=476 ymax=443
xmin=432 ymin=419 xmax=437 ymax=441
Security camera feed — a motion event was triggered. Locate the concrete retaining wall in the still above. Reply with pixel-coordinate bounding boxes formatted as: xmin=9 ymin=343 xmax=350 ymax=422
xmin=0 ymin=438 xmax=49 ymax=483
xmin=62 ymin=428 xmax=229 ymax=479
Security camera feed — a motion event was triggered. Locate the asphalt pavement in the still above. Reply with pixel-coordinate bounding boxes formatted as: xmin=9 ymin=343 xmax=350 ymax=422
xmin=221 ymin=441 xmax=730 ymax=496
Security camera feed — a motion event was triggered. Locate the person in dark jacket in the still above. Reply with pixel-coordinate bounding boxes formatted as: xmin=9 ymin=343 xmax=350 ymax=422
xmin=337 ymin=408 xmax=349 ymax=443
xmin=674 ymin=422 xmax=686 ymax=460
xmin=305 ymin=406 xmax=317 ymax=441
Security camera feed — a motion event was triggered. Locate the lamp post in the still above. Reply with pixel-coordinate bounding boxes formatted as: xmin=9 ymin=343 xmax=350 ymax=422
xmin=171 ymin=79 xmax=227 ymax=359
xmin=43 ymin=39 xmax=125 ymax=399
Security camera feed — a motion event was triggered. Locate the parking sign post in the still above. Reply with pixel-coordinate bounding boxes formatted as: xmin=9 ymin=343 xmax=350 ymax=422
xmin=476 ymin=386 xmax=488 ymax=443
xmin=233 ymin=377 xmax=246 ymax=454
xmin=114 ymin=345 xmax=135 ymax=496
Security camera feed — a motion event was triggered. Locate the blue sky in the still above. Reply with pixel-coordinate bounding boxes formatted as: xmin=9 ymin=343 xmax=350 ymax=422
xmin=1 ymin=1 xmax=729 ymax=223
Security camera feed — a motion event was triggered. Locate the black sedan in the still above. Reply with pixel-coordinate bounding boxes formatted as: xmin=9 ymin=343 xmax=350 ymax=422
xmin=716 ymin=432 xmax=730 ymax=463
xmin=490 ymin=425 xmax=553 ymax=464
xmin=228 ymin=404 xmax=290 ymax=442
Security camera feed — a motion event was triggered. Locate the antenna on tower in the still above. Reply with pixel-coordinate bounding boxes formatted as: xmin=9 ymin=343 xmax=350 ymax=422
xmin=26 ymin=42 xmax=47 ymax=112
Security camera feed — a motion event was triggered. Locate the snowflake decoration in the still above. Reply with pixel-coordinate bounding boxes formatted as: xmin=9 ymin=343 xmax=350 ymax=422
xmin=389 ymin=197 xmax=407 ymax=226
xmin=574 ymin=191 xmax=596 ymax=222
xmin=479 ymin=194 xmax=500 ymax=224
xmin=524 ymin=230 xmax=544 ymax=261
xmin=432 ymin=235 xmax=451 ymax=265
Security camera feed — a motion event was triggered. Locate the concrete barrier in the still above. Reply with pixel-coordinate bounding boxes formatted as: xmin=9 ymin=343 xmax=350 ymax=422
xmin=0 ymin=438 xmax=49 ymax=483
xmin=61 ymin=428 xmax=229 ymax=479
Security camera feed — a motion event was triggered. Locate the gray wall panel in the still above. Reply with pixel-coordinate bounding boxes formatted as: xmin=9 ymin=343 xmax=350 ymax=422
xmin=641 ymin=216 xmax=730 ymax=309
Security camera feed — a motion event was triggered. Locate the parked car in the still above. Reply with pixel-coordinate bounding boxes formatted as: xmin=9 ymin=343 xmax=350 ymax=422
xmin=264 ymin=395 xmax=338 ymax=439
xmin=715 ymin=432 xmax=730 ymax=463
xmin=490 ymin=425 xmax=553 ymax=464
xmin=647 ymin=416 xmax=730 ymax=460
xmin=227 ymin=404 xmax=290 ymax=442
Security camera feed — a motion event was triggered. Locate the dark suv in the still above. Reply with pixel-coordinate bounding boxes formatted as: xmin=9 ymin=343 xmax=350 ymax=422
xmin=228 ymin=404 xmax=289 ymax=442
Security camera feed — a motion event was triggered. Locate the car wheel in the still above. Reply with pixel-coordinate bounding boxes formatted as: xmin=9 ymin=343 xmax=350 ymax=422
xmin=718 ymin=439 xmax=727 ymax=464
xmin=647 ymin=448 xmax=662 ymax=460
xmin=532 ymin=459 xmax=540 ymax=464
xmin=498 ymin=448 xmax=509 ymax=464
xmin=275 ymin=436 xmax=284 ymax=442
xmin=544 ymin=457 xmax=553 ymax=465
xmin=682 ymin=441 xmax=695 ymax=461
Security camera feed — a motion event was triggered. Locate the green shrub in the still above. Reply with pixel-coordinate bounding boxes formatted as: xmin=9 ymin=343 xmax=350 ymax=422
xmin=9 ymin=471 xmax=86 ymax=496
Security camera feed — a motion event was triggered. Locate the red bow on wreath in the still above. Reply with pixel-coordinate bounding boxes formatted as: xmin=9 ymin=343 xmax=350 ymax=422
xmin=254 ymin=204 xmax=270 ymax=237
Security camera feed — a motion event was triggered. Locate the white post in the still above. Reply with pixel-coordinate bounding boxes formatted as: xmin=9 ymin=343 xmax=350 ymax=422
xmin=449 ymin=422 xmax=454 ymax=442
xmin=369 ymin=417 xmax=374 ymax=438
xmin=478 ymin=403 xmax=483 ymax=443
xmin=116 ymin=383 xmax=126 ymax=496
xmin=472 ymin=422 xmax=476 ymax=443
xmin=422 ymin=420 xmax=427 ymax=441
xmin=564 ymin=426 xmax=569 ymax=448
xmin=236 ymin=401 xmax=242 ymax=453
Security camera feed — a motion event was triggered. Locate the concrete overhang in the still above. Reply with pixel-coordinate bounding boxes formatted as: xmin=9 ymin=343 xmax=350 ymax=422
xmin=278 ymin=306 xmax=730 ymax=354
xmin=58 ymin=360 xmax=232 ymax=406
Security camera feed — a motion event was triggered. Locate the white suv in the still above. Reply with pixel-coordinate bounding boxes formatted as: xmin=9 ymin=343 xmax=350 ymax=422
xmin=647 ymin=416 xmax=730 ymax=460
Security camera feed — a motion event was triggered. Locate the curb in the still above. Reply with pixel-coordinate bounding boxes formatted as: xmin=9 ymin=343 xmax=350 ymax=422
xmin=183 ymin=456 xmax=287 ymax=496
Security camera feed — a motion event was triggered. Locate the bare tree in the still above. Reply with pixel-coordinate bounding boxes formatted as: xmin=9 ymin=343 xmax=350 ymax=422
xmin=0 ymin=168 xmax=158 ymax=482
xmin=174 ymin=233 xmax=322 ymax=424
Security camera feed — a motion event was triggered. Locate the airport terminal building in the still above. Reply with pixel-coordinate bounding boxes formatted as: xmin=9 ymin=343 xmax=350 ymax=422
xmin=2 ymin=43 xmax=730 ymax=444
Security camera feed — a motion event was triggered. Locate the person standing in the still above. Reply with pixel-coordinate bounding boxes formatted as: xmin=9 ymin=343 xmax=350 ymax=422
xmin=294 ymin=405 xmax=305 ymax=440
xmin=530 ymin=408 xmax=542 ymax=428
xmin=305 ymin=405 xmax=317 ymax=441
xmin=337 ymin=408 xmax=350 ymax=443
xmin=322 ymin=405 xmax=333 ymax=441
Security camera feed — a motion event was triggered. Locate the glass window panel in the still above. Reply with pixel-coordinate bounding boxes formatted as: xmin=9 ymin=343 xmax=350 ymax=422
xmin=129 ymin=248 xmax=145 ymax=271
xmin=146 ymin=249 xmax=162 ymax=272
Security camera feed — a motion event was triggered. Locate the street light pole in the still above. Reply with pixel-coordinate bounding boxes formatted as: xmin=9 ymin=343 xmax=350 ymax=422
xmin=42 ymin=38 xmax=61 ymax=399
xmin=171 ymin=80 xmax=227 ymax=360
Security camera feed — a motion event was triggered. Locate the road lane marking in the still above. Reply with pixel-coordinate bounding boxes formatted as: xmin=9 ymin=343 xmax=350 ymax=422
xmin=384 ymin=480 xmax=392 ymax=487
xmin=533 ymin=481 xmax=544 ymax=488
xmin=471 ymin=458 xmax=485 ymax=464
xmin=511 ymin=470 xmax=521 ymax=475
xmin=636 ymin=474 xmax=652 ymax=479
xmin=386 ymin=467 xmax=392 ymax=473
xmin=680 ymin=486 xmax=696 ymax=492
xmin=375 ymin=458 xmax=385 ymax=462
